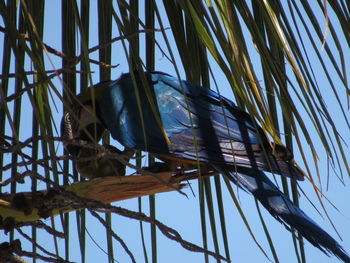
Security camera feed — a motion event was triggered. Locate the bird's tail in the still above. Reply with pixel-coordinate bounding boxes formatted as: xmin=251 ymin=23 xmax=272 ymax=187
xmin=216 ymin=166 xmax=350 ymax=263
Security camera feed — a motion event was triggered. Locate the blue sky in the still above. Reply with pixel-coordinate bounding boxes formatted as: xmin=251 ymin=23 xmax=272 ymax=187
xmin=1 ymin=1 xmax=350 ymax=263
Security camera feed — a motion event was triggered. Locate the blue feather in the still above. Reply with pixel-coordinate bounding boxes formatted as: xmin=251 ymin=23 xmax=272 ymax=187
xmin=96 ymin=71 xmax=350 ymax=262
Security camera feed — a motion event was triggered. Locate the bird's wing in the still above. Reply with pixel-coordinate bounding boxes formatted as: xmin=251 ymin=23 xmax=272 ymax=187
xmin=150 ymin=73 xmax=298 ymax=177
xmin=98 ymin=72 xmax=302 ymax=179
xmin=96 ymin=72 xmax=350 ymax=262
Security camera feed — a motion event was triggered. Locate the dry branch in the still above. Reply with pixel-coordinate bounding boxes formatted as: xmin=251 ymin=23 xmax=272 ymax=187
xmin=0 ymin=169 xmax=217 ymax=228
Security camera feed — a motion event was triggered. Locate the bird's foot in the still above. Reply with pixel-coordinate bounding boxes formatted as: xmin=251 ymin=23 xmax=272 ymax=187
xmin=144 ymin=161 xmax=182 ymax=173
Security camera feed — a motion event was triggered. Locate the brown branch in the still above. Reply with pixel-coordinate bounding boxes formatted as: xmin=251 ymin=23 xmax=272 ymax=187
xmin=0 ymin=240 xmax=30 ymax=263
xmin=0 ymin=170 xmax=225 ymax=262
xmin=89 ymin=210 xmax=136 ymax=263
xmin=65 ymin=187 xmax=227 ymax=262
xmin=16 ymin=250 xmax=71 ymax=263
xmin=80 ymin=170 xmax=216 ymax=203
xmin=0 ymin=25 xmax=165 ymax=71
xmin=1 ymin=136 xmax=188 ymax=195
xmin=0 ymin=170 xmax=217 ymax=223
xmin=99 ymin=200 xmax=227 ymax=262
xmin=0 ymin=134 xmax=226 ymax=261
xmin=2 ymin=68 xmax=93 ymax=102
xmin=17 ymin=229 xmax=65 ymax=261
xmin=0 ymin=239 xmax=70 ymax=263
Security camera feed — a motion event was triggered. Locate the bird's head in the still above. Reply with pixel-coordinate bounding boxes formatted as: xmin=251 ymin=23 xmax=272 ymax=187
xmin=61 ymin=102 xmax=105 ymax=157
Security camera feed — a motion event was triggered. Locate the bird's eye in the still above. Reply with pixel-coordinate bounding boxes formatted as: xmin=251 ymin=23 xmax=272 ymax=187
xmin=65 ymin=113 xmax=72 ymax=123
xmin=62 ymin=112 xmax=77 ymax=140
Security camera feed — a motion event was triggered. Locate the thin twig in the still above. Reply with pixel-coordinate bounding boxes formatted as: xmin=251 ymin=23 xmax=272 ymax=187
xmin=89 ymin=210 xmax=137 ymax=263
xmin=1 ymin=136 xmax=187 ymax=195
xmin=30 ymin=221 xmax=66 ymax=238
xmin=17 ymin=229 xmax=65 ymax=260
xmin=15 ymin=250 xmax=72 ymax=263
xmin=61 ymin=190 xmax=228 ymax=262
xmin=0 ymin=25 xmax=165 ymax=69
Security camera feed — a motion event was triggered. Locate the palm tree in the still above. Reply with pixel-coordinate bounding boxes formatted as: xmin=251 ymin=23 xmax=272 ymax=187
xmin=0 ymin=0 xmax=349 ymax=262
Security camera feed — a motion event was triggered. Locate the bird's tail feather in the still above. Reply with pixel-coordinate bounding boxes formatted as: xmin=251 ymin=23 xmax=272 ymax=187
xmin=215 ymin=165 xmax=350 ymax=263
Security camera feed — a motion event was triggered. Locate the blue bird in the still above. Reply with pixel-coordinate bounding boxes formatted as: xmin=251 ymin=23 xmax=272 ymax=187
xmin=62 ymin=71 xmax=350 ymax=262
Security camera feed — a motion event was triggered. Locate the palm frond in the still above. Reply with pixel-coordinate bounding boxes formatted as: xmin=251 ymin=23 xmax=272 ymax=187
xmin=0 ymin=1 xmax=349 ymax=262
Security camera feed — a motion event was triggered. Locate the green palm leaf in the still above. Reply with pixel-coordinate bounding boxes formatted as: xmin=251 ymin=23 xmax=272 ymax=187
xmin=0 ymin=1 xmax=349 ymax=262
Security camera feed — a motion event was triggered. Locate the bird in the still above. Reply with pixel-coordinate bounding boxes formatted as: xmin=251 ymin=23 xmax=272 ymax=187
xmin=61 ymin=71 xmax=350 ymax=262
